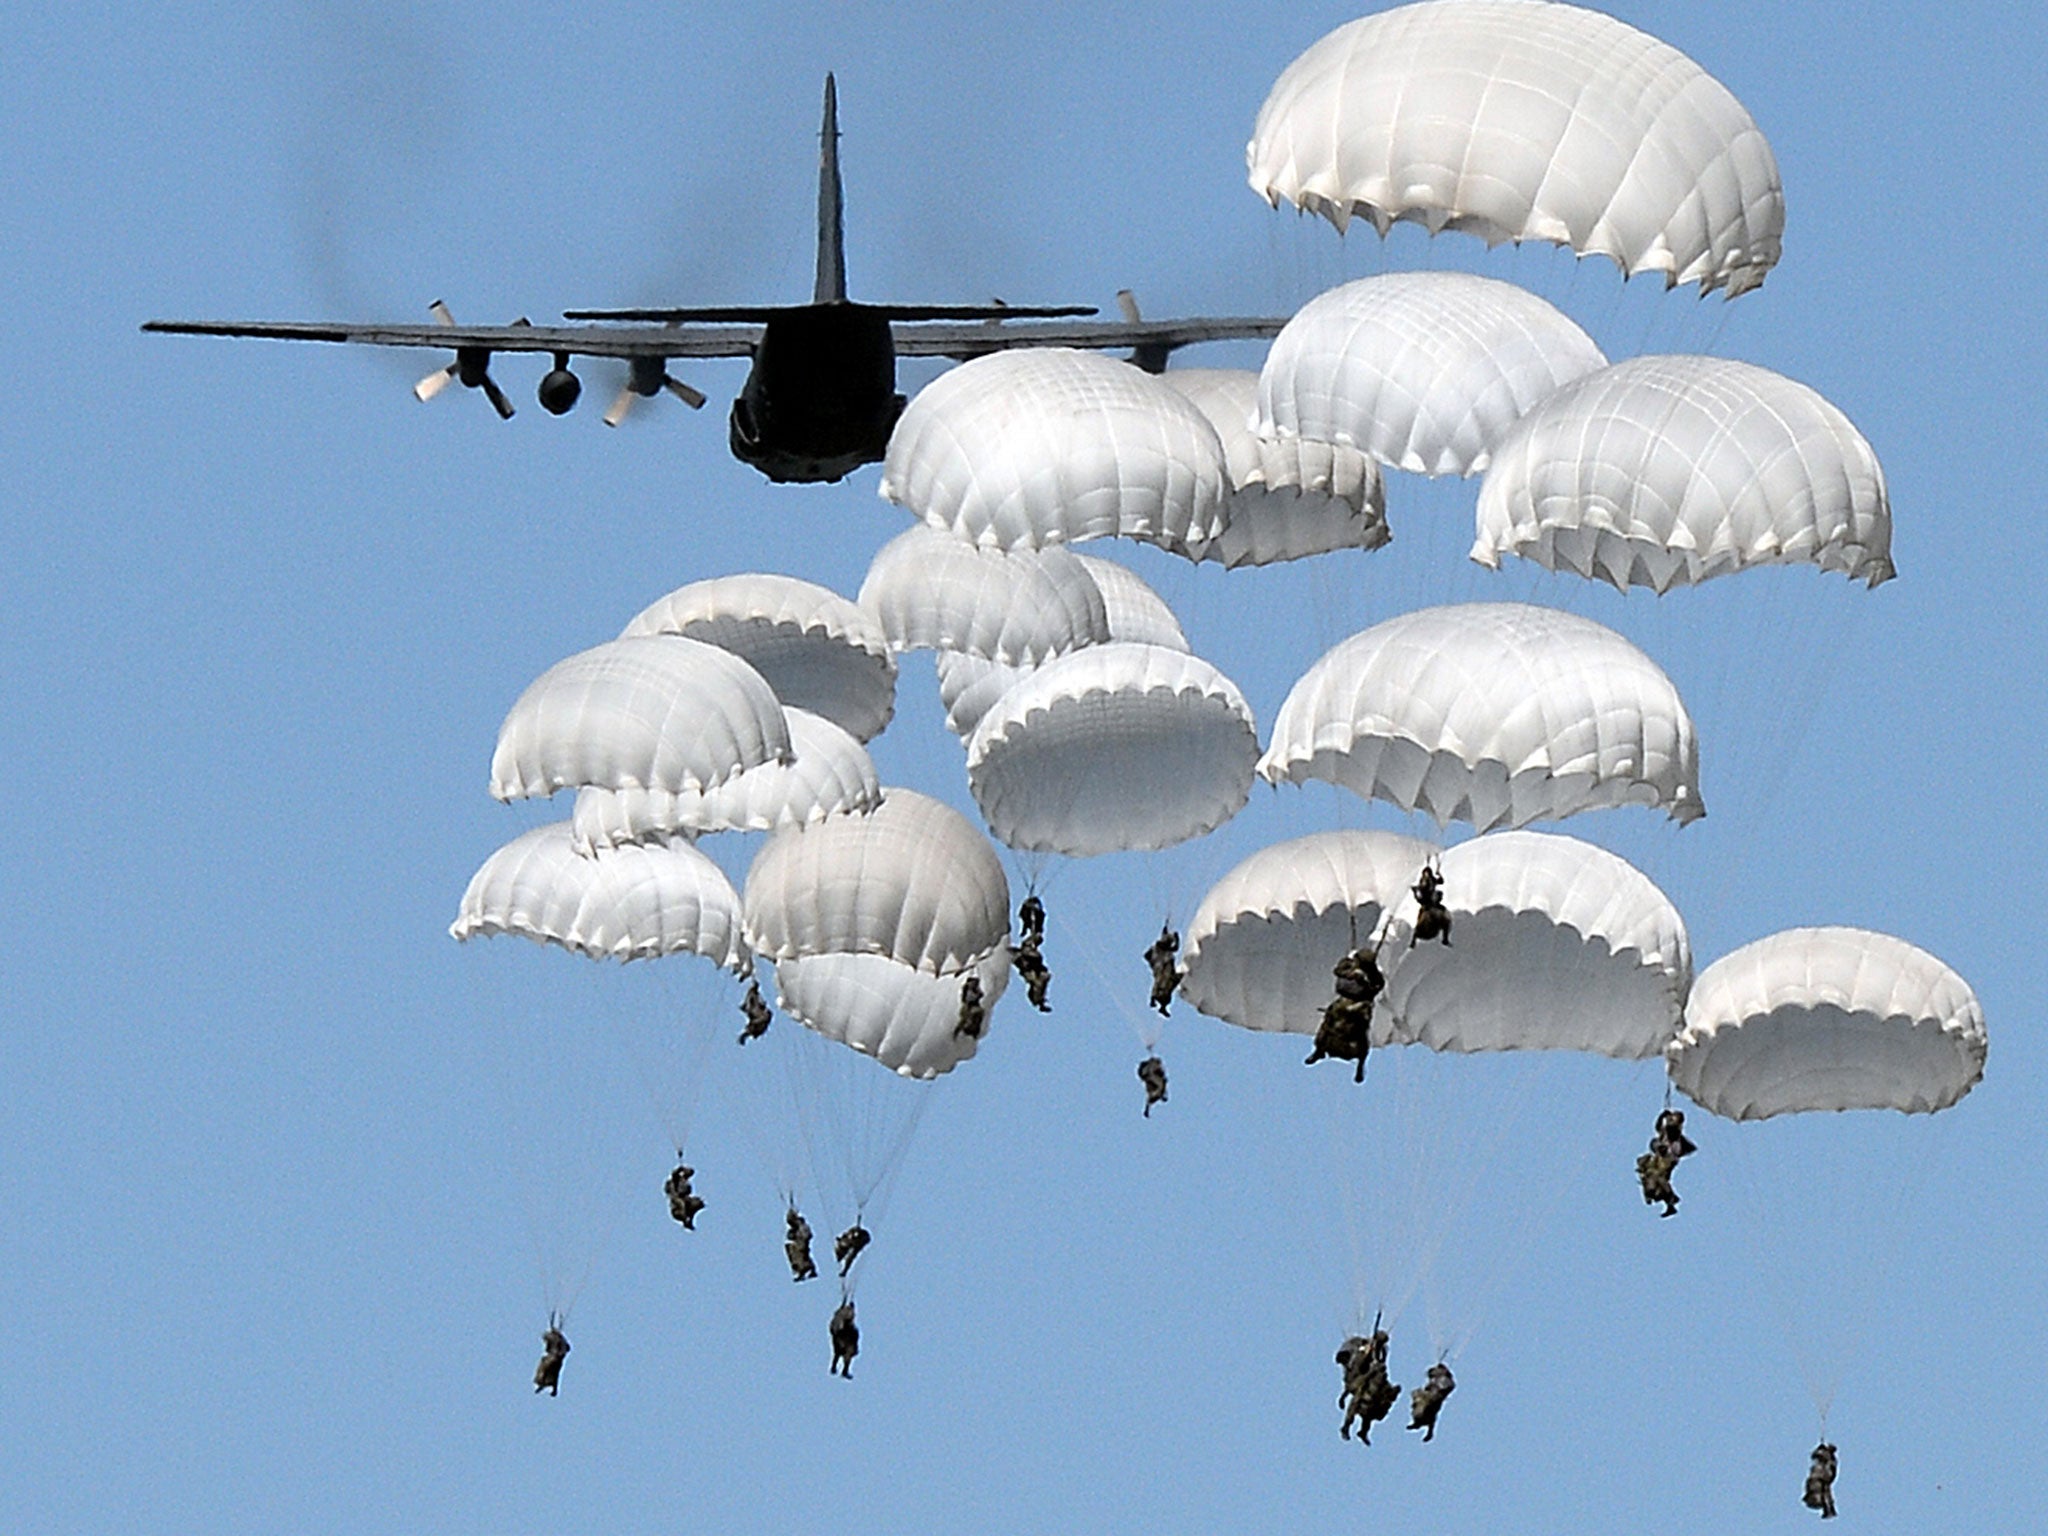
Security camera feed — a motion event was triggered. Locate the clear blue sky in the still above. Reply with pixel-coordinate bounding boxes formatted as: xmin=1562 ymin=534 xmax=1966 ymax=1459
xmin=6 ymin=2 xmax=2042 ymax=1531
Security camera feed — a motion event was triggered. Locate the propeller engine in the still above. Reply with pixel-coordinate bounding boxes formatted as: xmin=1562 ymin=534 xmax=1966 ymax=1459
xmin=413 ymin=301 xmax=516 ymax=419
xmin=603 ymin=354 xmax=708 ymax=428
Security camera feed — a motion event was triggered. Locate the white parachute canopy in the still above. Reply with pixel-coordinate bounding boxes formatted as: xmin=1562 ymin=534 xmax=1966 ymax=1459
xmin=1259 ymin=603 xmax=1702 ymax=831
xmin=933 ymin=555 xmax=1189 ymax=741
xmin=1180 ymin=830 xmax=1440 ymax=1035
xmin=775 ymin=946 xmax=1013 ymax=1079
xmin=1668 ymin=927 xmax=1987 ymax=1120
xmin=1070 ymin=554 xmax=1190 ymax=651
xmin=620 ymin=572 xmax=898 ymax=743
xmin=1247 ymin=0 xmax=1784 ymax=296
xmin=1473 ymin=355 xmax=1895 ymax=592
xmin=934 ymin=652 xmax=1028 ymax=742
xmin=570 ymin=708 xmax=882 ymax=851
xmin=965 ymin=642 xmax=1260 ymax=856
xmin=1255 ymin=274 xmax=1607 ymax=477
xmin=1157 ymin=369 xmax=1389 ymax=564
xmin=858 ymin=524 xmax=1110 ymax=665
xmin=742 ymin=787 xmax=1011 ymax=975
xmin=451 ymin=821 xmax=750 ymax=970
xmin=878 ymin=348 xmax=1230 ymax=555
xmin=489 ymin=634 xmax=791 ymax=801
xmin=1381 ymin=831 xmax=1691 ymax=1058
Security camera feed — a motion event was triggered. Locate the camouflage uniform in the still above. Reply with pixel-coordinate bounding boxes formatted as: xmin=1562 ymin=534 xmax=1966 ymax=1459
xmin=665 ymin=1163 xmax=706 ymax=1229
xmin=533 ymin=1325 xmax=570 ymax=1395
xmin=1803 ymin=1441 xmax=1838 ymax=1519
xmin=954 ymin=974 xmax=987 ymax=1039
xmin=785 ymin=1208 xmax=818 ymax=1282
xmin=1408 ymin=1363 xmax=1456 ymax=1440
xmin=1305 ymin=949 xmax=1384 ymax=1083
xmin=1137 ymin=1055 xmax=1169 ymax=1117
xmin=737 ymin=981 xmax=773 ymax=1044
xmin=1144 ymin=925 xmax=1181 ymax=1015
xmin=829 ymin=1302 xmax=860 ymax=1378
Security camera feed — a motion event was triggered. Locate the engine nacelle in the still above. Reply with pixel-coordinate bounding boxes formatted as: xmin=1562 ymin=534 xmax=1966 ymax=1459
xmin=537 ymin=367 xmax=582 ymax=415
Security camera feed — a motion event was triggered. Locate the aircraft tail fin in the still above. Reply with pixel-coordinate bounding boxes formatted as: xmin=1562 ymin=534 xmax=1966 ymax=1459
xmin=815 ymin=74 xmax=847 ymax=304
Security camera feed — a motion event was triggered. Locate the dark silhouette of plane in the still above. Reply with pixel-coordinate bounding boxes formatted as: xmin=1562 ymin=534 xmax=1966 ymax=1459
xmin=145 ymin=76 xmax=1288 ymax=484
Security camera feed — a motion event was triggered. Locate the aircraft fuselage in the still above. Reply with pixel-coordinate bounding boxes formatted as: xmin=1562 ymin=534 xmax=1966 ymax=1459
xmin=728 ymin=301 xmax=905 ymax=484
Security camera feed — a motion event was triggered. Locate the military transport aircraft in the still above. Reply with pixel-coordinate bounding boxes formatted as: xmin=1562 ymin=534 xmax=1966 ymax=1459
xmin=145 ymin=76 xmax=1288 ymax=483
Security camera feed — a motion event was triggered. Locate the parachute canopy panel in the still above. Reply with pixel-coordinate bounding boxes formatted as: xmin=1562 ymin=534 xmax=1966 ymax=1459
xmin=1159 ymin=368 xmax=1389 ymax=564
xmin=776 ymin=947 xmax=1013 ymax=1079
xmin=1069 ymin=554 xmax=1191 ymax=651
xmin=1668 ymin=927 xmax=1987 ymax=1120
xmin=965 ymin=642 xmax=1260 ymax=856
xmin=859 ymin=525 xmax=1111 ymax=665
xmin=1259 ymin=603 xmax=1702 ymax=831
xmin=742 ymin=787 xmax=1011 ymax=975
xmin=451 ymin=821 xmax=750 ymax=970
xmin=620 ymin=572 xmax=898 ymax=743
xmin=1473 ymin=355 xmax=1895 ymax=591
xmin=878 ymin=348 xmax=1230 ymax=555
xmin=1382 ymin=831 xmax=1691 ymax=1058
xmin=489 ymin=634 xmax=792 ymax=802
xmin=1247 ymin=0 xmax=1784 ymax=296
xmin=1181 ymin=829 xmax=1440 ymax=1035
xmin=1255 ymin=273 xmax=1606 ymax=477
xmin=571 ymin=708 xmax=882 ymax=849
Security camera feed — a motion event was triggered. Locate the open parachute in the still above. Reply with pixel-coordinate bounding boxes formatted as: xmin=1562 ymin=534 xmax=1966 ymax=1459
xmin=1473 ymin=356 xmax=1894 ymax=591
xmin=1254 ymin=272 xmax=1607 ymax=477
xmin=1247 ymin=0 xmax=1784 ymax=296
xmin=1668 ymin=928 xmax=1985 ymax=1120
xmin=1259 ymin=603 xmax=1702 ymax=831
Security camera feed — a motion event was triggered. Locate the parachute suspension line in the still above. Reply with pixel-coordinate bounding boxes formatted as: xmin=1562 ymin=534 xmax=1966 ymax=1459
xmin=782 ymin=1019 xmax=936 ymax=1295
xmin=854 ymin=1072 xmax=932 ymax=1215
xmin=1722 ymin=1109 xmax=1954 ymax=1426
xmin=1721 ymin=1126 xmax=1841 ymax=1420
xmin=600 ymin=960 xmax=728 ymax=1167
xmin=1049 ymin=901 xmax=1161 ymax=1053
xmin=732 ymin=1015 xmax=814 ymax=1219
xmin=551 ymin=1187 xmax=631 ymax=1329
xmin=464 ymin=944 xmax=641 ymax=1339
xmin=1323 ymin=1072 xmax=1384 ymax=1333
xmin=1423 ymin=1053 xmax=1615 ymax=1366
xmin=1012 ymin=849 xmax=1060 ymax=905
xmin=1696 ymin=298 xmax=1735 ymax=360
xmin=1676 ymin=589 xmax=1874 ymax=932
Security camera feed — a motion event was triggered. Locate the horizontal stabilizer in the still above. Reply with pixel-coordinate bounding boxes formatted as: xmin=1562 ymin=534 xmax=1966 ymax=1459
xmin=564 ymin=302 xmax=1098 ymax=324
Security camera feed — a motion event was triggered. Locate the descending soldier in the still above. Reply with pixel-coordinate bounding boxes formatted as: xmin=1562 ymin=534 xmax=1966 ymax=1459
xmin=828 ymin=1300 xmax=860 ymax=1378
xmin=664 ymin=1162 xmax=706 ymax=1229
xmin=1018 ymin=893 xmax=1046 ymax=947
xmin=1651 ymin=1108 xmax=1698 ymax=1162
xmin=533 ymin=1319 xmax=570 ymax=1396
xmin=954 ymin=974 xmax=987 ymax=1039
xmin=1803 ymin=1441 xmax=1838 ymax=1519
xmin=1410 ymin=864 xmax=1452 ymax=948
xmin=1013 ymin=934 xmax=1052 ymax=1012
xmin=1144 ymin=924 xmax=1181 ymax=1016
xmin=1137 ymin=1055 xmax=1169 ymax=1117
xmin=834 ymin=1221 xmax=871 ymax=1277
xmin=785 ymin=1207 xmax=818 ymax=1282
xmin=1636 ymin=1106 xmax=1696 ymax=1217
xmin=1305 ymin=947 xmax=1384 ymax=1083
xmin=1636 ymin=1147 xmax=1681 ymax=1217
xmin=1407 ymin=1363 xmax=1456 ymax=1441
xmin=1335 ymin=1329 xmax=1400 ymax=1444
xmin=737 ymin=980 xmax=774 ymax=1045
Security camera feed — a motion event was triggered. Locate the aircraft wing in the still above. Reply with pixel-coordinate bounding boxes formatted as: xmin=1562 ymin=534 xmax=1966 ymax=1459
xmin=140 ymin=317 xmax=765 ymax=360
xmin=890 ymin=315 xmax=1287 ymax=361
